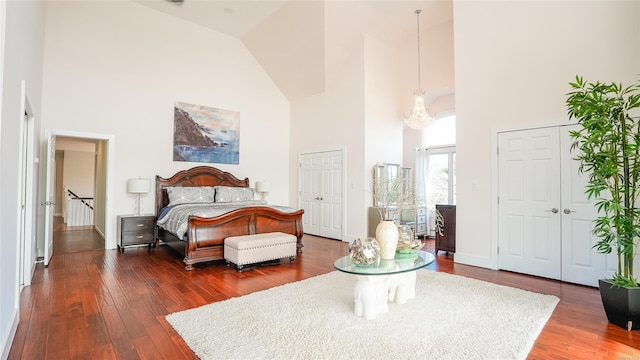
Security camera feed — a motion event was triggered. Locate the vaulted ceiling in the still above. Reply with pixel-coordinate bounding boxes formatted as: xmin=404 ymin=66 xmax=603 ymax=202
xmin=133 ymin=0 xmax=453 ymax=101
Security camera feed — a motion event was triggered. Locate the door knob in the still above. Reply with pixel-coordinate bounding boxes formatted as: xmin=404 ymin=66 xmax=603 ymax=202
xmin=563 ymin=208 xmax=576 ymax=214
xmin=545 ymin=208 xmax=558 ymax=213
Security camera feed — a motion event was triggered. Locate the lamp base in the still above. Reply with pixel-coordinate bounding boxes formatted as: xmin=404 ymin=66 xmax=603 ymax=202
xmin=134 ymin=193 xmax=143 ymax=216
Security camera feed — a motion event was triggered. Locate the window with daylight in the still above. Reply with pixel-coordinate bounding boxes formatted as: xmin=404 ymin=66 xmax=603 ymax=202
xmin=416 ymin=115 xmax=456 ymax=237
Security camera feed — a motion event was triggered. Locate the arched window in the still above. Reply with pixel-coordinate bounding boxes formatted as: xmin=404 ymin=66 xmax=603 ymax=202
xmin=423 ymin=114 xmax=456 ymax=147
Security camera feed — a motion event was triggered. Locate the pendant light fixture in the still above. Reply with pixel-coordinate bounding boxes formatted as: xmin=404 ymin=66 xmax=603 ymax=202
xmin=405 ymin=9 xmax=435 ymax=130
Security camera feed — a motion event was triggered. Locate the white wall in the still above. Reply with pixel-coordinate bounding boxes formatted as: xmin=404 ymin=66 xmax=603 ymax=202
xmin=289 ymin=46 xmax=365 ymax=241
xmin=402 ymin=18 xmax=455 ymax=174
xmin=63 ymin=150 xmax=95 ymax=198
xmin=363 ymin=34 xmax=402 ymax=227
xmin=290 ymin=2 xmax=453 ymax=242
xmin=0 ymin=0 xmax=45 ymax=357
xmin=39 ymin=1 xmax=292 ymax=250
xmin=291 ymin=1 xmax=408 ymax=242
xmin=453 ymin=1 xmax=640 ymax=268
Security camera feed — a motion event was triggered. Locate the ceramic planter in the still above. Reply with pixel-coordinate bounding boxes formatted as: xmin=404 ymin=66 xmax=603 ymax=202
xmin=598 ymin=279 xmax=640 ymax=331
xmin=375 ymin=220 xmax=398 ymax=260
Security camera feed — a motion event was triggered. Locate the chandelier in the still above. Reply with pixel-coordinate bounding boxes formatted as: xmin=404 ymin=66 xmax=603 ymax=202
xmin=405 ymin=9 xmax=435 ymax=130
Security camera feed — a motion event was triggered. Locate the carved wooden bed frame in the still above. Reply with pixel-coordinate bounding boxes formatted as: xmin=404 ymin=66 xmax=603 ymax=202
xmin=155 ymin=166 xmax=304 ymax=270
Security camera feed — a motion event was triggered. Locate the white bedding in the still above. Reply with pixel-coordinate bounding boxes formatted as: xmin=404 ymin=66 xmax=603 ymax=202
xmin=156 ymin=200 xmax=298 ymax=240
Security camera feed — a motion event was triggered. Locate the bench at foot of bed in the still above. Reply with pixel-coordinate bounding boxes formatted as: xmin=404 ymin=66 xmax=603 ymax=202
xmin=223 ymin=232 xmax=297 ymax=272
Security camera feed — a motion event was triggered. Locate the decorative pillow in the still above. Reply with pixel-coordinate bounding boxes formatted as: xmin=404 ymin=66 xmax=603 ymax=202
xmin=214 ymin=186 xmax=254 ymax=203
xmin=166 ymin=186 xmax=215 ymax=206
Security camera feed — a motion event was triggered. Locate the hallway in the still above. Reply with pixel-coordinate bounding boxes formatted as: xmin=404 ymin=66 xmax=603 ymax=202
xmin=53 ymin=215 xmax=104 ymax=254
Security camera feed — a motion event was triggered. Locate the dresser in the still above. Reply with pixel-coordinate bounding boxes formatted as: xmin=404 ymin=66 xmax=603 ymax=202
xmin=117 ymin=215 xmax=156 ymax=252
xmin=400 ymin=207 xmax=427 ymax=238
xmin=435 ymin=204 xmax=456 ymax=254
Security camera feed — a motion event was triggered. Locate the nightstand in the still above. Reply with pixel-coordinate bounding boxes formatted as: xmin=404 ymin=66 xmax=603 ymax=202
xmin=117 ymin=215 xmax=156 ymax=252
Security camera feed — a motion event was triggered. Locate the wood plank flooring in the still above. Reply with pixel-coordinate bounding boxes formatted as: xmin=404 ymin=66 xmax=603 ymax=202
xmin=8 ymin=234 xmax=640 ymax=359
xmin=53 ymin=216 xmax=104 ymax=254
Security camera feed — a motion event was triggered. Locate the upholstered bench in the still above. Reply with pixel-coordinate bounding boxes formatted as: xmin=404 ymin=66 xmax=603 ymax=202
xmin=224 ymin=232 xmax=297 ymax=271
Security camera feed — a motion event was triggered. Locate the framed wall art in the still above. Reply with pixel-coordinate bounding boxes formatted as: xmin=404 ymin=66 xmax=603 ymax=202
xmin=173 ymin=101 xmax=240 ymax=164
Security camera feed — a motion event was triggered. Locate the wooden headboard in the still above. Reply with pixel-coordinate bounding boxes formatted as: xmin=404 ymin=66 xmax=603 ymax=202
xmin=155 ymin=166 xmax=249 ymax=215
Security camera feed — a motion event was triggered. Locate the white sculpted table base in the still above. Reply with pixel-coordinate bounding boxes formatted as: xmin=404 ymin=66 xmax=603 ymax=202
xmin=353 ymin=271 xmax=417 ymax=320
xmin=334 ymin=251 xmax=434 ymax=320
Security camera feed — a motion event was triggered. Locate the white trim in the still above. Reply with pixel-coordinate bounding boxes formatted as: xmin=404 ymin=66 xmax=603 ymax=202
xmin=1 ymin=1 xmax=12 ymax=357
xmin=17 ymin=81 xmax=36 ymax=290
xmin=0 ymin=309 xmax=18 ymax=360
xmin=48 ymin=129 xmax=116 ymax=249
xmin=422 ymin=144 xmax=456 ymax=153
xmin=489 ymin=129 xmax=499 ymax=270
xmin=454 ymin=252 xmax=496 ymax=270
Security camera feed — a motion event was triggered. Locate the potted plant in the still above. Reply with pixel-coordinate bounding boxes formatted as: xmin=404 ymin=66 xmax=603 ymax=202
xmin=566 ymin=75 xmax=640 ymax=331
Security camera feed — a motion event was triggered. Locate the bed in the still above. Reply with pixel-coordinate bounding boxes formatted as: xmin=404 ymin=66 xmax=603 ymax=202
xmin=155 ymin=166 xmax=304 ymax=270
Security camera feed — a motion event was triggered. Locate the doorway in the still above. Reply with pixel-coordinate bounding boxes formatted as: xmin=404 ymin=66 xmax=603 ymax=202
xmin=496 ymin=124 xmax=615 ymax=287
xmin=53 ymin=137 xmax=104 ymax=253
xmin=41 ymin=130 xmax=115 ymax=265
xmin=298 ymin=150 xmax=344 ymax=240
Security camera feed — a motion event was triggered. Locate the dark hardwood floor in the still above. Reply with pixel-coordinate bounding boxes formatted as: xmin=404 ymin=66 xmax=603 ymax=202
xmin=9 ymin=233 xmax=640 ymax=359
xmin=53 ymin=216 xmax=104 ymax=254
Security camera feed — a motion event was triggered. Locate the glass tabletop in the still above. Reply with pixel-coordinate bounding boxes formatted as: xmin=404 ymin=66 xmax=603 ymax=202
xmin=333 ymin=250 xmax=435 ymax=276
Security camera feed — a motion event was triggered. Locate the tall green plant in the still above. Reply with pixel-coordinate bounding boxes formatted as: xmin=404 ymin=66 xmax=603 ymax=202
xmin=566 ymin=76 xmax=640 ymax=288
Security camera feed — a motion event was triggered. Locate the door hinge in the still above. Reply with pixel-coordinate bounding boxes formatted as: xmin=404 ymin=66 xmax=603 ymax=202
xmin=497 ymin=246 xmax=499 ymax=254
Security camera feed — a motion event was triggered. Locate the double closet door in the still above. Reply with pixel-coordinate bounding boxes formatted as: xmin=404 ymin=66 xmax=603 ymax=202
xmin=299 ymin=150 xmax=343 ymax=240
xmin=497 ymin=125 xmax=614 ymax=287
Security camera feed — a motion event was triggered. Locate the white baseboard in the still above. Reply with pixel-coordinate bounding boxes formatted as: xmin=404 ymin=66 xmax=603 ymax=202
xmin=342 ymin=234 xmax=357 ymax=244
xmin=1 ymin=308 xmax=19 ymax=360
xmin=453 ymin=252 xmax=497 ymax=270
xmin=95 ymin=225 xmax=105 ymax=239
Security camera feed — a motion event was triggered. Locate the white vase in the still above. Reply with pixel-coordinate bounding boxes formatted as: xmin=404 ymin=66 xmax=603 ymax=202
xmin=376 ymin=220 xmax=399 ymax=260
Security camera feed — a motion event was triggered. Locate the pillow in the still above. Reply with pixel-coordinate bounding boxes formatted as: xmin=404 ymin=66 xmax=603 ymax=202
xmin=214 ymin=186 xmax=254 ymax=203
xmin=166 ymin=186 xmax=215 ymax=206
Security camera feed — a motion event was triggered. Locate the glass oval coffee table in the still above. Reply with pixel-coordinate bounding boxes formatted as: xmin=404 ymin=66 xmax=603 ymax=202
xmin=334 ymin=251 xmax=435 ymax=320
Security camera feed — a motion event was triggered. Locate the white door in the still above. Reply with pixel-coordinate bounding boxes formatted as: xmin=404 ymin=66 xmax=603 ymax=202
xmin=498 ymin=127 xmax=562 ymax=280
xmin=319 ymin=152 xmax=342 ymax=239
xmin=18 ymin=113 xmax=28 ymax=286
xmin=498 ymin=125 xmax=610 ymax=287
xmin=43 ymin=130 xmax=56 ymax=266
xmin=300 ymin=154 xmax=321 ymax=235
xmin=560 ymin=127 xmax=614 ymax=286
xmin=299 ymin=150 xmax=343 ymax=240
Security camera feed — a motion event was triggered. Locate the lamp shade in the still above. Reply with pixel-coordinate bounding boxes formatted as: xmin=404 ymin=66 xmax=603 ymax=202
xmin=255 ymin=181 xmax=271 ymax=193
xmin=127 ymin=178 xmax=150 ymax=194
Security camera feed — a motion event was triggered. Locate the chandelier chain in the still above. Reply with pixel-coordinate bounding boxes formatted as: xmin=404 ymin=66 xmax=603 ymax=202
xmin=416 ymin=9 xmax=422 ymax=92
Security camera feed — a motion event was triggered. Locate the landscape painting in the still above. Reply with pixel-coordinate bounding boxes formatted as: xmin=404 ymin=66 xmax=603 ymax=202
xmin=173 ymin=101 xmax=240 ymax=164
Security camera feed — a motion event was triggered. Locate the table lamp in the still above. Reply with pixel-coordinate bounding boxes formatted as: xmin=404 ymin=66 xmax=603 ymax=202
xmin=255 ymin=180 xmax=271 ymax=202
xmin=127 ymin=178 xmax=150 ymax=215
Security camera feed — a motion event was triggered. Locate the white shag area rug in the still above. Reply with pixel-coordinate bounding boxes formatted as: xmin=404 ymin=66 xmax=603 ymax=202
xmin=166 ymin=270 xmax=559 ymax=360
